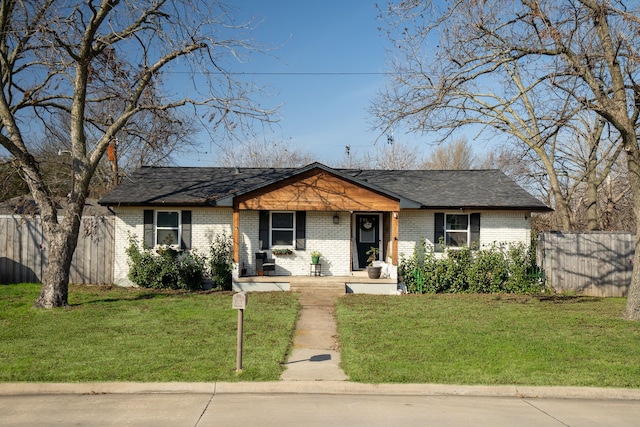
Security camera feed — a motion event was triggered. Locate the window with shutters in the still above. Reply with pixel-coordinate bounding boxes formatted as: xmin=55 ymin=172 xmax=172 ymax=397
xmin=270 ymin=211 xmax=295 ymax=247
xmin=156 ymin=211 xmax=181 ymax=246
xmin=259 ymin=211 xmax=304 ymax=250
xmin=143 ymin=209 xmax=191 ymax=250
xmin=434 ymin=212 xmax=480 ymax=251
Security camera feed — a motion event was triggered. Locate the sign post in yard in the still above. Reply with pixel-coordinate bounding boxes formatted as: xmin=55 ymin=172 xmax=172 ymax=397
xmin=232 ymin=292 xmax=248 ymax=372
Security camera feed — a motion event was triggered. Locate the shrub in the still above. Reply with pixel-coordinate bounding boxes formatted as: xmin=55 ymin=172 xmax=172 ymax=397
xmin=209 ymin=232 xmax=233 ymax=291
xmin=466 ymin=247 xmax=509 ymax=293
xmin=175 ymin=250 xmax=206 ymax=290
xmin=126 ymin=237 xmax=205 ymax=290
xmin=399 ymin=239 xmax=544 ymax=294
xmin=443 ymin=246 xmax=472 ymax=292
xmin=505 ymin=242 xmax=543 ymax=293
xmin=399 ymin=241 xmax=423 ymax=293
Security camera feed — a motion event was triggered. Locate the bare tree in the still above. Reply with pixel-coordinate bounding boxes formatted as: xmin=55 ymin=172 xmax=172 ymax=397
xmin=375 ymin=0 xmax=640 ymax=319
xmin=365 ymin=139 xmax=424 ymax=170
xmin=333 ymin=138 xmax=424 ymax=170
xmin=0 ymin=1 xmax=276 ymax=308
xmin=598 ymin=158 xmax=634 ymax=231
xmin=42 ymin=108 xmax=199 ymax=198
xmin=215 ymin=139 xmax=316 ymax=168
xmin=559 ymin=113 xmax=625 ymax=231
xmin=423 ymin=137 xmax=485 ymax=170
xmin=0 ymin=157 xmax=28 ymax=202
xmin=374 ymin=1 xmax=586 ymax=229
xmin=498 ymin=113 xmax=624 ymax=231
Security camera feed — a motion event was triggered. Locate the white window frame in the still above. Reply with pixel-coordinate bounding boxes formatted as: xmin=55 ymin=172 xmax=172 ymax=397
xmin=444 ymin=213 xmax=470 ymax=248
xmin=270 ymin=211 xmax=296 ymax=248
xmin=155 ymin=210 xmax=181 ymax=247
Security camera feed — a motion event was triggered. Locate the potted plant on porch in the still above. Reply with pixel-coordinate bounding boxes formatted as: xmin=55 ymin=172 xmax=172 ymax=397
xmin=366 ymin=246 xmax=381 ymax=279
xmin=310 ymin=250 xmax=322 ymax=265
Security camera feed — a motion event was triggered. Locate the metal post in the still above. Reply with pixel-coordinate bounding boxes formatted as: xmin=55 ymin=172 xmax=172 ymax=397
xmin=232 ymin=292 xmax=247 ymax=373
xmin=236 ymin=308 xmax=244 ymax=372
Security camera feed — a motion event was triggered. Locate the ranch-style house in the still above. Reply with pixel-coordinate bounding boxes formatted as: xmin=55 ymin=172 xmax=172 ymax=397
xmin=99 ymin=162 xmax=551 ymax=294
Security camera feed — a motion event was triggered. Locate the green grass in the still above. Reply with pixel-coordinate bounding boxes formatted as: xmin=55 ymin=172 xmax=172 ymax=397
xmin=0 ymin=284 xmax=298 ymax=382
xmin=4 ymin=285 xmax=640 ymax=387
xmin=337 ymin=294 xmax=640 ymax=387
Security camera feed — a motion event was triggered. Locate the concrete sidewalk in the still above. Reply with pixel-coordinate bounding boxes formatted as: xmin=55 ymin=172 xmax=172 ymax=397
xmin=280 ymin=292 xmax=347 ymax=381
xmin=2 ymin=384 xmax=640 ymax=427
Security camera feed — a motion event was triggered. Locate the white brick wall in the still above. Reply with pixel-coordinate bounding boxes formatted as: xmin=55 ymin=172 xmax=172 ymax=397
xmin=305 ymin=211 xmax=351 ymax=276
xmin=112 ymin=207 xmax=233 ymax=286
xmin=238 ymin=210 xmax=259 ymax=276
xmin=480 ymin=211 xmax=531 ymax=249
xmin=112 ymin=207 xmax=532 ymax=285
xmin=397 ymin=210 xmax=531 ymax=261
xmin=398 ymin=210 xmax=432 ymax=260
xmin=237 ymin=211 xmax=351 ymax=277
xmin=113 ymin=207 xmax=142 ymax=286
xmin=191 ymin=208 xmax=233 ymax=251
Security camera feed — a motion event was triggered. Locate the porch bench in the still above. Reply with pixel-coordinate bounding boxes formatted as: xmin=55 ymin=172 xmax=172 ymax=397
xmin=256 ymin=252 xmax=276 ymax=275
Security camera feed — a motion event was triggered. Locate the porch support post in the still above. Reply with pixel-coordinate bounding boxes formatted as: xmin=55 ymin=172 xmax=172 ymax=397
xmin=391 ymin=211 xmax=399 ymax=265
xmin=233 ymin=207 xmax=240 ymax=263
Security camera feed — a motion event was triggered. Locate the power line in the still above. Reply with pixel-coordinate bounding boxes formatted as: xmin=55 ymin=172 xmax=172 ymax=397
xmin=229 ymin=72 xmax=391 ymax=76
xmin=166 ymin=71 xmax=393 ymax=76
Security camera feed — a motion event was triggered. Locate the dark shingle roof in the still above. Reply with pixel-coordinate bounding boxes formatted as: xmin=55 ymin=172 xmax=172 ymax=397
xmin=344 ymin=169 xmax=549 ymax=210
xmin=99 ymin=163 xmax=550 ymax=211
xmin=99 ymin=166 xmax=297 ymax=206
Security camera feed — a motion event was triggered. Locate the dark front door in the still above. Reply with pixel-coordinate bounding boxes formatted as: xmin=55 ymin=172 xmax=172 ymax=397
xmin=355 ymin=214 xmax=380 ymax=269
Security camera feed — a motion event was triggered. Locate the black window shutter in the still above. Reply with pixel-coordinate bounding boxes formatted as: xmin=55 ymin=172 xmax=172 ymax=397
xmin=143 ymin=210 xmax=154 ymax=248
xmin=434 ymin=213 xmax=444 ymax=252
xmin=470 ymin=213 xmax=481 ymax=249
xmin=181 ymin=210 xmax=192 ymax=250
xmin=259 ymin=211 xmax=269 ymax=250
xmin=296 ymin=211 xmax=306 ymax=250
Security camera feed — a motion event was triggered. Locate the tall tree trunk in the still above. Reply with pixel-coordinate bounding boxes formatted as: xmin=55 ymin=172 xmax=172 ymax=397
xmin=586 ymin=157 xmax=599 ymax=231
xmin=623 ymin=137 xmax=640 ymax=320
xmin=555 ymin=191 xmax=572 ymax=231
xmin=33 ymin=203 xmax=83 ymax=308
xmin=548 ymin=174 xmax=572 ymax=231
xmin=586 ymin=117 xmax=606 ymax=231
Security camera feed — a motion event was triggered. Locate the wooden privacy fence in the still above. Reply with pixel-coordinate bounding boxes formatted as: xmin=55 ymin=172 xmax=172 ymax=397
xmin=0 ymin=215 xmax=115 ymax=285
xmin=537 ymin=232 xmax=634 ymax=297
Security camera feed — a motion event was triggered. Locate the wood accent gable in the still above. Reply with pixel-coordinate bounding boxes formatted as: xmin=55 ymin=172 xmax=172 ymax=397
xmin=234 ymin=169 xmax=400 ymax=211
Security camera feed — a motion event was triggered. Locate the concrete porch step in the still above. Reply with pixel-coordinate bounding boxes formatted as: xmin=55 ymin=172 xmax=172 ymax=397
xmin=289 ymin=277 xmax=346 ymax=294
xmin=233 ymin=273 xmax=397 ymax=294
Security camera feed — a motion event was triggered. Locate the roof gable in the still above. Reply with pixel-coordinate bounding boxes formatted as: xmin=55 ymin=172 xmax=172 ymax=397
xmin=234 ymin=166 xmax=403 ymax=211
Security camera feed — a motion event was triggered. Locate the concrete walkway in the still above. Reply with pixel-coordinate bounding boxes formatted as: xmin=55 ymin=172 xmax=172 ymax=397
xmin=280 ymin=292 xmax=348 ymax=381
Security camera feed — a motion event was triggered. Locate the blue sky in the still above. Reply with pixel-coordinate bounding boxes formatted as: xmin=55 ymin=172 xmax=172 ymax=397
xmin=178 ymin=0 xmax=427 ymax=166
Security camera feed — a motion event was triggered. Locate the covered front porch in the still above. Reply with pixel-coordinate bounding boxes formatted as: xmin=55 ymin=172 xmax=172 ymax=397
xmin=227 ymin=164 xmax=408 ymax=283
xmin=233 ymin=270 xmax=399 ymax=295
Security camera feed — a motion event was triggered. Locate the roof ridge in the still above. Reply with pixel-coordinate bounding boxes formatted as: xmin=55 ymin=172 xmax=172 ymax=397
xmin=101 ymin=165 xmax=550 ymax=212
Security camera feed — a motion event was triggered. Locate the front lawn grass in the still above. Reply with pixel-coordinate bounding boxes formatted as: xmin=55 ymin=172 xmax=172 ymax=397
xmin=4 ymin=285 xmax=640 ymax=387
xmin=0 ymin=284 xmax=298 ymax=382
xmin=337 ymin=294 xmax=640 ymax=387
